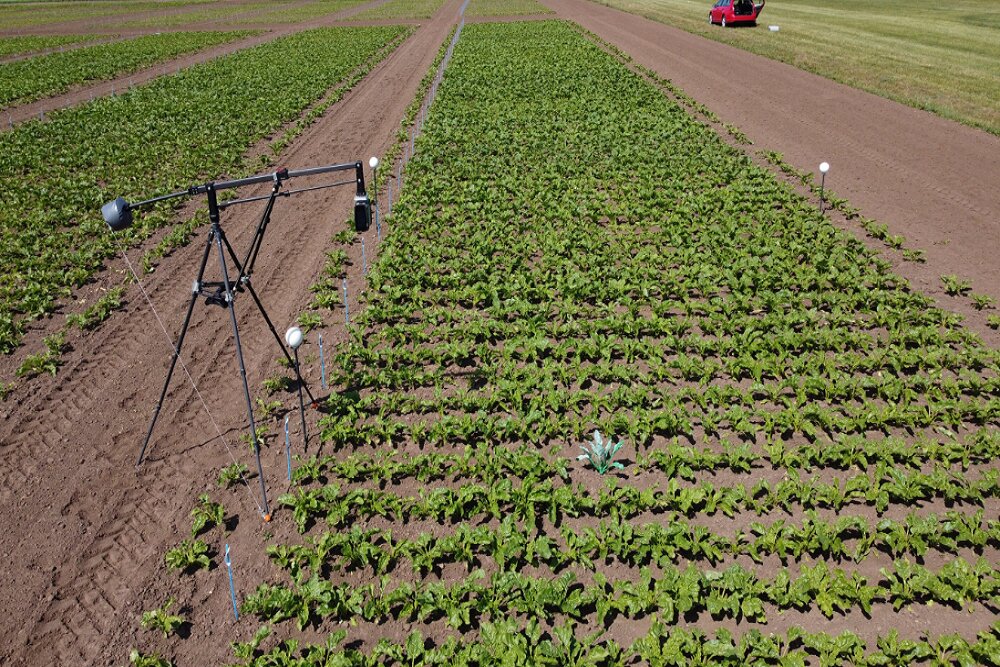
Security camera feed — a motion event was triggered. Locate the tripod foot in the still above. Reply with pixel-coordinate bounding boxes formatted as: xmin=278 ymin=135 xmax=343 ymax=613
xmin=263 ymin=513 xmax=272 ymax=523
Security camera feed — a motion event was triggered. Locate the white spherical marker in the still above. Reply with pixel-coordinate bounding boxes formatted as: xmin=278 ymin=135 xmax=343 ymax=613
xmin=818 ymin=162 xmax=830 ymax=213
xmin=369 ymin=156 xmax=379 ymax=170
xmin=285 ymin=326 xmax=304 ymax=350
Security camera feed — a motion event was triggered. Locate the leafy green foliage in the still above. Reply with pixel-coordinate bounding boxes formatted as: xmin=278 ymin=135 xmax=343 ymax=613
xmin=164 ymin=539 xmax=210 ymax=573
xmin=941 ymin=274 xmax=973 ymax=296
xmin=128 ymin=649 xmax=173 ymax=667
xmin=190 ymin=494 xmax=225 ymax=537
xmin=65 ymin=286 xmax=125 ymax=330
xmin=140 ymin=597 xmax=185 ymax=638
xmin=15 ymin=331 xmax=65 ymax=378
xmin=218 ymin=461 xmax=249 ymax=488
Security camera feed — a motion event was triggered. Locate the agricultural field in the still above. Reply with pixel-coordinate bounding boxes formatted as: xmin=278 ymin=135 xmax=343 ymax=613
xmin=0 ymin=0 xmax=997 ymax=666
xmin=590 ymin=0 xmax=1000 ymax=135
xmin=185 ymin=19 xmax=999 ymax=664
xmin=0 ymin=31 xmax=251 ymax=107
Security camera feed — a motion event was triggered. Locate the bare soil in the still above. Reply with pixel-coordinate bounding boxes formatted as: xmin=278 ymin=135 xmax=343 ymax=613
xmin=0 ymin=1 xmax=998 ymax=665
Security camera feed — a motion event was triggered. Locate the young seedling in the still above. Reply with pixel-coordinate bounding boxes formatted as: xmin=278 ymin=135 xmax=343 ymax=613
xmin=129 ymin=649 xmax=173 ymax=667
xmin=140 ymin=597 xmax=185 ymax=637
xmin=190 ymin=494 xmax=225 ymax=537
xmin=941 ymin=274 xmax=972 ymax=296
xmin=297 ymin=311 xmax=323 ymax=332
xmin=217 ymin=461 xmax=248 ymax=488
xmin=164 ymin=539 xmax=211 ymax=573
xmin=255 ymin=397 xmax=283 ymax=420
xmin=970 ymin=293 xmax=994 ymax=311
xmin=263 ymin=374 xmax=293 ymax=394
xmin=987 ymin=315 xmax=1000 ymax=330
xmin=577 ymin=430 xmax=626 ymax=474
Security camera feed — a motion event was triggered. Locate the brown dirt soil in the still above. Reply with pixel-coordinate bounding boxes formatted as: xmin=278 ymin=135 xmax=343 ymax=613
xmin=2 ymin=2 xmax=999 ymax=665
xmin=0 ymin=0 xmax=463 ymax=664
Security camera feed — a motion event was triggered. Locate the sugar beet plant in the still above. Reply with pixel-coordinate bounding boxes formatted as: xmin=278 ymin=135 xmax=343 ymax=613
xmin=207 ymin=21 xmax=1000 ymax=665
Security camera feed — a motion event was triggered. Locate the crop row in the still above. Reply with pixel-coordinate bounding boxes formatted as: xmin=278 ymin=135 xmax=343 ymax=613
xmin=233 ymin=620 xmax=1000 ymax=667
xmin=297 ymin=428 xmax=1000 ymax=488
xmin=0 ymin=26 xmax=407 ymax=357
xmin=0 ymin=30 xmax=251 ymax=108
xmin=280 ymin=467 xmax=1000 ymax=533
xmin=246 ymin=556 xmax=999 ymax=629
xmin=267 ymin=509 xmax=999 ymax=580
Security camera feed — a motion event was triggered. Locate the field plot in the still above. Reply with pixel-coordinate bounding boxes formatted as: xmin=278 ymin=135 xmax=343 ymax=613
xmin=464 ymin=0 xmax=552 ymax=17
xmin=0 ymin=26 xmax=407 ymax=358
xmin=0 ymin=31 xmax=251 ymax=108
xmin=0 ymin=34 xmax=101 ymax=58
xmin=0 ymin=0 xmax=216 ymax=29
xmin=235 ymin=0 xmax=378 ymax=25
xmin=182 ymin=19 xmax=1000 ymax=665
xmin=351 ymin=0 xmax=451 ymax=21
xmin=590 ymin=0 xmax=1000 ymax=135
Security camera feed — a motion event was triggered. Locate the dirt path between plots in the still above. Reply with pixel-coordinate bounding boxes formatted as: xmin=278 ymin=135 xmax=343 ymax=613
xmin=542 ymin=0 xmax=1000 ymax=320
xmin=0 ymin=0 xmax=462 ymax=664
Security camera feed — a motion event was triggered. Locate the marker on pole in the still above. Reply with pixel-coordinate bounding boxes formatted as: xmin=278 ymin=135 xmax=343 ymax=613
xmin=361 ymin=237 xmax=367 ymax=276
xmin=284 ymin=415 xmax=291 ymax=481
xmin=819 ymin=161 xmax=830 ymax=213
xmin=224 ymin=544 xmax=239 ymax=620
xmin=319 ymin=333 xmax=327 ymax=390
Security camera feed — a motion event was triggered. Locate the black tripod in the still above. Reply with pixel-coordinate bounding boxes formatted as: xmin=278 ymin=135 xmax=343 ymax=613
xmin=103 ymin=162 xmax=371 ymax=517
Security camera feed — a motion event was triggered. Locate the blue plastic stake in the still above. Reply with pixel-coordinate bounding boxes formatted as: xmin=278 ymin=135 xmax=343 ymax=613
xmin=224 ymin=544 xmax=239 ymax=620
xmin=342 ymin=278 xmax=349 ymax=325
xmin=284 ymin=415 xmax=291 ymax=481
xmin=386 ymin=180 xmax=392 ymax=214
xmin=319 ymin=334 xmax=327 ymax=390
xmin=376 ymin=205 xmax=382 ymax=242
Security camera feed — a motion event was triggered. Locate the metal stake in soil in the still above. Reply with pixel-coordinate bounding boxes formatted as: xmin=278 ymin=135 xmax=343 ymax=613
xmin=819 ymin=161 xmax=830 ymax=213
xmin=284 ymin=415 xmax=291 ymax=481
xmin=224 ymin=544 xmax=239 ymax=620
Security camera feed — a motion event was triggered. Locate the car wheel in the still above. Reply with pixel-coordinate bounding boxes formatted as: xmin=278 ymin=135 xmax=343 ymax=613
xmin=721 ymin=15 xmax=727 ymax=27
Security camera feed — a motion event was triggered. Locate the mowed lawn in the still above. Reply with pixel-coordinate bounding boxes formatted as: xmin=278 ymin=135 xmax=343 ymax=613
xmin=593 ymin=0 xmax=1000 ymax=134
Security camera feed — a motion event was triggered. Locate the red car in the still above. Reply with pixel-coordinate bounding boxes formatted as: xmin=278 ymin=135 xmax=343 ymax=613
xmin=709 ymin=0 xmax=765 ymax=26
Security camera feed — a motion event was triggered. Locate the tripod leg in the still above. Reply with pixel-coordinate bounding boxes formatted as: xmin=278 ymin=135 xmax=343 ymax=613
xmin=136 ymin=228 xmax=214 ymax=468
xmin=294 ymin=348 xmax=308 ymax=449
xmin=246 ymin=279 xmax=319 ymax=406
xmin=214 ymin=224 xmax=270 ymax=517
xmin=218 ymin=211 xmax=319 ymax=407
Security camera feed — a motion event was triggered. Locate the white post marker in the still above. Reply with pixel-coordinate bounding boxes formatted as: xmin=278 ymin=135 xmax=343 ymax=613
xmin=819 ymin=161 xmax=830 ymax=213
xmin=285 ymin=326 xmax=308 ymax=448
